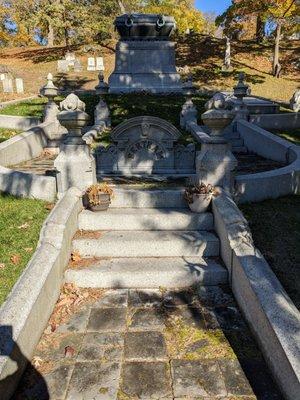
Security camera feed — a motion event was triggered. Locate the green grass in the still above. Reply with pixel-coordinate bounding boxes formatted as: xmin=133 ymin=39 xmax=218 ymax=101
xmin=0 ymin=97 xmax=48 ymax=118
xmin=240 ymin=195 xmax=300 ymax=310
xmin=0 ymin=194 xmax=50 ymax=305
xmin=270 ymin=128 xmax=300 ymax=146
xmin=0 ymin=128 xmax=22 ymax=143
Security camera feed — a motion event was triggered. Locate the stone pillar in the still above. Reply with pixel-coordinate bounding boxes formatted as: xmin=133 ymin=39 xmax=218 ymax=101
xmin=95 ymin=72 xmax=111 ymax=128
xmin=180 ymin=75 xmax=197 ymax=130
xmin=197 ymin=104 xmax=237 ymax=194
xmin=232 ymin=73 xmax=249 ymax=122
xmin=196 ymin=137 xmax=237 ymax=194
xmin=54 ymin=93 xmax=96 ymax=197
xmin=40 ymin=73 xmax=67 ymax=146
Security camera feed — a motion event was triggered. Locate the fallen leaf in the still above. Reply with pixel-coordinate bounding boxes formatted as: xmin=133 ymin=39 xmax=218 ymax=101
xmin=24 ymin=247 xmax=33 ymax=253
xmin=64 ymin=346 xmax=75 ymax=358
xmin=71 ymin=251 xmax=82 ymax=262
xmin=18 ymin=222 xmax=29 ymax=230
xmin=45 ymin=203 xmax=55 ymax=211
xmin=0 ymin=263 xmax=5 ymax=270
xmin=10 ymin=254 xmax=21 ymax=265
xmin=32 ymin=356 xmax=43 ymax=367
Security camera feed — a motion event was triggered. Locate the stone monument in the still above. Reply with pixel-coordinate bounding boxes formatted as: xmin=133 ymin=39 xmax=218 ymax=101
xmin=290 ymin=89 xmax=300 ymax=112
xmin=108 ymin=13 xmax=182 ymax=93
xmin=54 ymin=94 xmax=96 ymax=196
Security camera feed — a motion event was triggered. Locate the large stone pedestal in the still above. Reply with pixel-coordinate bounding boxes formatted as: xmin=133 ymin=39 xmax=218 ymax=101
xmin=109 ymin=41 xmax=182 ymax=94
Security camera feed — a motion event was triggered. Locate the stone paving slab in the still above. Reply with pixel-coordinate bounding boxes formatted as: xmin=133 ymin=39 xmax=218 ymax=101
xmin=14 ymin=287 xmax=284 ymax=400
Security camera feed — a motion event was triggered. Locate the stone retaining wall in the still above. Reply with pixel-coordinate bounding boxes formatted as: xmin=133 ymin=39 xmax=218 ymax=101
xmin=250 ymin=112 xmax=300 ymax=130
xmin=0 ymin=188 xmax=83 ymax=400
xmin=236 ymin=120 xmax=300 ymax=203
xmin=212 ymin=191 xmax=300 ymax=400
xmin=0 ymin=115 xmax=41 ymax=130
xmin=0 ymin=126 xmax=57 ymax=201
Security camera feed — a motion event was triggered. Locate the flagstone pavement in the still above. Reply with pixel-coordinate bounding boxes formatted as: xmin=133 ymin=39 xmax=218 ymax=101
xmin=14 ymin=286 xmax=283 ymax=400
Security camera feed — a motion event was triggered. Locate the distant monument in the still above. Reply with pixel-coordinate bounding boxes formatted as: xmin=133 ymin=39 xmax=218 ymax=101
xmin=108 ymin=13 xmax=183 ymax=94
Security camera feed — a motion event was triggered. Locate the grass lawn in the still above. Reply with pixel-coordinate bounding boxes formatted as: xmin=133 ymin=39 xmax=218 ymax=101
xmin=0 ymin=128 xmax=22 ymax=143
xmin=270 ymin=128 xmax=300 ymax=146
xmin=0 ymin=194 xmax=51 ymax=305
xmin=0 ymin=97 xmax=47 ymax=117
xmin=240 ymin=195 xmax=300 ymax=310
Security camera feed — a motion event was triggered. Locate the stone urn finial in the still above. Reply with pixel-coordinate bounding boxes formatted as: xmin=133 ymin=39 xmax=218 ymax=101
xmin=58 ymin=93 xmax=90 ymax=144
xmin=202 ymin=93 xmax=233 ymax=137
xmin=95 ymin=72 xmax=109 ymax=96
xmin=233 ymin=72 xmax=249 ymax=102
xmin=40 ymin=73 xmax=59 ymax=123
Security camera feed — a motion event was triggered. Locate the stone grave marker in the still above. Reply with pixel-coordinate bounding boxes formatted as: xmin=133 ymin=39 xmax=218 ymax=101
xmin=87 ymin=57 xmax=96 ymax=71
xmin=57 ymin=60 xmax=69 ymax=73
xmin=15 ymin=78 xmax=24 ymax=93
xmin=96 ymin=57 xmax=105 ymax=71
xmin=2 ymin=78 xmax=13 ymax=93
xmin=0 ymin=73 xmax=6 ymax=81
xmin=74 ymin=59 xmax=83 ymax=72
xmin=65 ymin=51 xmax=76 ymax=66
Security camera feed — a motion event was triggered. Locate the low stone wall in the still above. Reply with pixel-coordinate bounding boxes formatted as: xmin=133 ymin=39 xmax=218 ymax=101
xmin=212 ymin=191 xmax=300 ymax=400
xmin=235 ymin=120 xmax=300 ymax=202
xmin=0 ymin=126 xmax=57 ymax=201
xmin=0 ymin=127 xmax=47 ymax=167
xmin=0 ymin=188 xmax=83 ymax=400
xmin=0 ymin=115 xmax=41 ymax=130
xmin=250 ymin=112 xmax=300 ymax=130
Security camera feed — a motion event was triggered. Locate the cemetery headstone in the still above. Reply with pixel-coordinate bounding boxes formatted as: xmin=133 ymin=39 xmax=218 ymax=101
xmin=87 ymin=57 xmax=96 ymax=71
xmin=96 ymin=57 xmax=105 ymax=71
xmin=2 ymin=78 xmax=13 ymax=93
xmin=74 ymin=59 xmax=83 ymax=72
xmin=0 ymin=73 xmax=6 ymax=81
xmin=57 ymin=60 xmax=69 ymax=73
xmin=15 ymin=78 xmax=24 ymax=94
xmin=65 ymin=51 xmax=76 ymax=66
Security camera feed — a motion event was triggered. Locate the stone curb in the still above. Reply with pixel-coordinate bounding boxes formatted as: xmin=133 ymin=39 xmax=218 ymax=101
xmin=212 ymin=191 xmax=300 ymax=400
xmin=0 ymin=115 xmax=41 ymax=130
xmin=0 ymin=187 xmax=83 ymax=399
xmin=235 ymin=120 xmax=300 ymax=203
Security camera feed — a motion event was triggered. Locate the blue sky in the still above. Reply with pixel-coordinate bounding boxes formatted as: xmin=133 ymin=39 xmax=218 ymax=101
xmin=195 ymin=0 xmax=232 ymax=15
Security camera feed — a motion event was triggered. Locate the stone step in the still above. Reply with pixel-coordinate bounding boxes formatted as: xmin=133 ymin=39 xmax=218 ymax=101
xmin=65 ymin=257 xmax=227 ymax=288
xmin=72 ymin=230 xmax=220 ymax=258
xmin=224 ymin=131 xmax=240 ymax=140
xmin=232 ymin=146 xmax=248 ymax=154
xmin=78 ymin=209 xmax=214 ymax=231
xmin=110 ymin=188 xmax=187 ymax=208
xmin=229 ymin=138 xmax=244 ymax=147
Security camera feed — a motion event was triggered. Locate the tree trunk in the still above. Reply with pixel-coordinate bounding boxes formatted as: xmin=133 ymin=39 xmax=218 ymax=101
xmin=224 ymin=36 xmax=231 ymax=69
xmin=118 ymin=0 xmax=126 ymax=13
xmin=47 ymin=23 xmax=54 ymax=47
xmin=256 ymin=15 xmax=264 ymax=43
xmin=273 ymin=21 xmax=282 ymax=77
xmin=64 ymin=28 xmax=70 ymax=48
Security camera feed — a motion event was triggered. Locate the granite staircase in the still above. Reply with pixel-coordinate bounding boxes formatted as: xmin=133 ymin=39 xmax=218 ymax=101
xmin=224 ymin=130 xmax=248 ymax=154
xmin=65 ymin=188 xmax=228 ymax=289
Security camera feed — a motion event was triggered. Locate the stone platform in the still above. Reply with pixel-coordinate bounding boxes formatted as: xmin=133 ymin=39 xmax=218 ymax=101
xmin=108 ymin=41 xmax=182 ymax=94
xmin=14 ymin=287 xmax=283 ymax=399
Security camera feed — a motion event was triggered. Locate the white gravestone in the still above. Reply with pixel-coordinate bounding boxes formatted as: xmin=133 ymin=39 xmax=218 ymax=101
xmin=96 ymin=57 xmax=105 ymax=71
xmin=74 ymin=59 xmax=83 ymax=72
xmin=57 ymin=60 xmax=69 ymax=73
xmin=2 ymin=78 xmax=13 ymax=93
xmin=15 ymin=78 xmax=24 ymax=94
xmin=65 ymin=52 xmax=76 ymax=66
xmin=0 ymin=73 xmax=6 ymax=81
xmin=87 ymin=57 xmax=96 ymax=71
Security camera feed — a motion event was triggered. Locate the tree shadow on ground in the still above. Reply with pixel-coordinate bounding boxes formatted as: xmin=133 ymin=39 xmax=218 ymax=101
xmin=9 ymin=45 xmax=81 ymax=64
xmin=0 ymin=325 xmax=49 ymax=400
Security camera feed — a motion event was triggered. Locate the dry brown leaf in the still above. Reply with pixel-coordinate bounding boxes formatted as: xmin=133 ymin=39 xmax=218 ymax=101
xmin=18 ymin=222 xmax=29 ymax=230
xmin=0 ymin=263 xmax=5 ymax=270
xmin=10 ymin=254 xmax=21 ymax=265
xmin=71 ymin=251 xmax=82 ymax=262
xmin=45 ymin=203 xmax=55 ymax=211
xmin=32 ymin=356 xmax=43 ymax=368
xmin=64 ymin=346 xmax=75 ymax=358
xmin=24 ymin=247 xmax=33 ymax=253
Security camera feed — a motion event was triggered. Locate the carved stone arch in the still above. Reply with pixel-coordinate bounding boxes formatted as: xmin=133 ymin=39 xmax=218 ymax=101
xmin=111 ymin=116 xmax=181 ymax=142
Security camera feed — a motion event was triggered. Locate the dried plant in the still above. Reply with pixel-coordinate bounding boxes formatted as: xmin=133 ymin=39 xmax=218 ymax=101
xmin=85 ymin=183 xmax=114 ymax=206
xmin=184 ymin=183 xmax=218 ymax=204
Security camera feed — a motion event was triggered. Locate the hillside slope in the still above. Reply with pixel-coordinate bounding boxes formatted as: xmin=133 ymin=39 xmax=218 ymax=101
xmin=0 ymin=35 xmax=298 ymax=103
